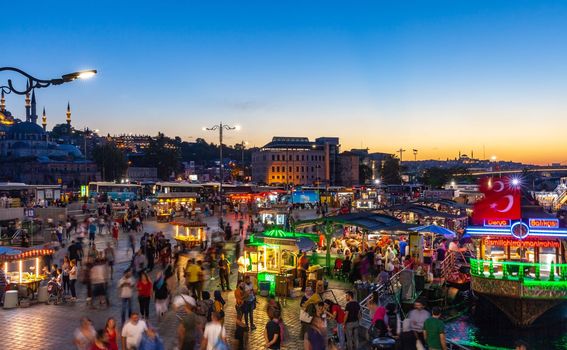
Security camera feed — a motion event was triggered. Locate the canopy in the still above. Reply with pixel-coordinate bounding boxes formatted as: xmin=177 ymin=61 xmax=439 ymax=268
xmin=410 ymin=224 xmax=456 ymax=238
xmin=297 ymin=237 xmax=316 ymax=251
xmin=0 ymin=246 xmax=54 ymax=262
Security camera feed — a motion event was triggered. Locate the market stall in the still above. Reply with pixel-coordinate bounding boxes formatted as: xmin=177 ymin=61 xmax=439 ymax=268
xmin=172 ymin=221 xmax=206 ymax=248
xmin=243 ymin=229 xmax=317 ymax=296
xmin=1 ymin=245 xmax=54 ymax=303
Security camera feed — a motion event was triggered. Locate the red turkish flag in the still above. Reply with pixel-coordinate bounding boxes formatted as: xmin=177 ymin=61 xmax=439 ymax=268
xmin=471 ymin=177 xmax=521 ymax=225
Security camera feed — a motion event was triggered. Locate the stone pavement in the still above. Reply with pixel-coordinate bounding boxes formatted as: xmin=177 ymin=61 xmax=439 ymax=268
xmin=1 ymin=213 xmax=365 ymax=350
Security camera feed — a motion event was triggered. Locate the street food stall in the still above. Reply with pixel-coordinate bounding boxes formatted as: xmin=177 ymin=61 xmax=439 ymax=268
xmin=243 ymin=229 xmax=311 ymax=296
xmin=1 ymin=245 xmax=54 ymax=304
xmin=258 ymin=208 xmax=288 ymax=227
xmin=172 ymin=221 xmax=206 ymax=248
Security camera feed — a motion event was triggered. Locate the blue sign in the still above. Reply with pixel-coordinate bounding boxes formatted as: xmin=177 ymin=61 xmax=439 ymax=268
xmin=291 ymin=190 xmax=320 ymax=204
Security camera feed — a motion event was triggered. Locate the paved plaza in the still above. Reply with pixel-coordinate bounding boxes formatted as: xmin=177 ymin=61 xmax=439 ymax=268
xmin=0 ymin=214 xmax=358 ymax=350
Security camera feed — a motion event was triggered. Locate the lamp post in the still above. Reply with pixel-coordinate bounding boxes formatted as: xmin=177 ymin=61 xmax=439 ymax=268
xmin=0 ymin=67 xmax=97 ymax=95
xmin=203 ymin=122 xmax=240 ymax=220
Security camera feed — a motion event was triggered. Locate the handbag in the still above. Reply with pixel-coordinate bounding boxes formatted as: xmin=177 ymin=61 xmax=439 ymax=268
xmin=214 ymin=325 xmax=229 ymax=350
xmin=300 ymin=309 xmax=313 ymax=323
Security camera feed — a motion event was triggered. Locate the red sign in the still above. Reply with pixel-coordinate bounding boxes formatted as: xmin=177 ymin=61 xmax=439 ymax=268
xmin=528 ymin=219 xmax=559 ymax=229
xmin=472 ymin=177 xmax=521 ymax=225
xmin=484 ymin=219 xmax=511 ymax=227
xmin=485 ymin=238 xmax=560 ymax=249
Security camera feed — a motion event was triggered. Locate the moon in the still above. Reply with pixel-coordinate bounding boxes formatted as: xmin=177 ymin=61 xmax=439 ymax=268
xmin=494 ymin=195 xmax=514 ymax=212
xmin=493 ymin=180 xmax=505 ymax=192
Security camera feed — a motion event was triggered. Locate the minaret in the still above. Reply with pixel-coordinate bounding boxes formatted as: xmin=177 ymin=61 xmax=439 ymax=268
xmin=66 ymin=102 xmax=72 ymax=134
xmin=42 ymin=108 xmax=47 ymax=131
xmin=25 ymin=83 xmax=31 ymax=122
xmin=31 ymin=90 xmax=38 ymax=124
xmin=1 ymin=91 xmax=5 ymax=113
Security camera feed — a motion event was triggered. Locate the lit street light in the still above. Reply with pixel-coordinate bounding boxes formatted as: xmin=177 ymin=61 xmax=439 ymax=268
xmin=0 ymin=67 xmax=97 ymax=95
xmin=203 ymin=122 xmax=239 ymax=220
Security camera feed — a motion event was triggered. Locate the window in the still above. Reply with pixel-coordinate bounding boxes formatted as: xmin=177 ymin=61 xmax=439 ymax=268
xmin=296 ymin=167 xmax=299 ymax=172
xmin=301 ymin=166 xmax=304 ymax=172
xmin=301 ymin=155 xmax=304 ymax=161
xmin=289 ymin=155 xmax=292 ymax=161
xmin=296 ymin=155 xmax=299 ymax=161
xmin=311 ymin=166 xmax=314 ymax=172
xmin=276 ymin=166 xmax=280 ymax=172
xmin=272 ymin=155 xmax=275 ymax=161
xmin=277 ymin=154 xmax=280 ymax=161
xmin=272 ymin=166 xmax=275 ymax=172
xmin=289 ymin=167 xmax=292 ymax=172
xmin=272 ymin=176 xmax=275 ymax=179
xmin=296 ymin=175 xmax=299 ymax=179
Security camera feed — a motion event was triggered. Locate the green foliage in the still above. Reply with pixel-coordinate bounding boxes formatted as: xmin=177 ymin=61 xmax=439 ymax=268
xmin=142 ymin=132 xmax=181 ymax=180
xmin=382 ymin=155 xmax=401 ymax=185
xmin=420 ymin=167 xmax=469 ymax=188
xmin=92 ymin=143 xmax=128 ymax=181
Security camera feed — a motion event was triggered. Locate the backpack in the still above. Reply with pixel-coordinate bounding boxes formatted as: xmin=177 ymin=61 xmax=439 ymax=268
xmin=278 ymin=320 xmax=289 ymax=345
xmin=213 ymin=326 xmax=229 ymax=350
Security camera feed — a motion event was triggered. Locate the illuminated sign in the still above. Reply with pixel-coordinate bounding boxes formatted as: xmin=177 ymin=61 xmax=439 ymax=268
xmin=80 ymin=185 xmax=89 ymax=197
xmin=511 ymin=222 xmax=530 ymax=239
xmin=529 ymin=218 xmax=559 ymax=229
xmin=484 ymin=219 xmax=511 ymax=227
xmin=484 ymin=238 xmax=560 ymax=248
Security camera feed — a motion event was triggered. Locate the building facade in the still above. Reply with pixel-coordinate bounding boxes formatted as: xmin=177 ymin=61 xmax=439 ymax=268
xmin=252 ymin=137 xmax=329 ymax=186
xmin=338 ymin=152 xmax=360 ymax=187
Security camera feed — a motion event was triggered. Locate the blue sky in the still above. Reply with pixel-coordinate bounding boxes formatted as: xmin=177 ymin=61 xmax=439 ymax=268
xmin=1 ymin=1 xmax=567 ymax=164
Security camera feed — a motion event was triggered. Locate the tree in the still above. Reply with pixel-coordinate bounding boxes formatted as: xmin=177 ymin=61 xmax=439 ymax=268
xmin=143 ymin=132 xmax=181 ymax=180
xmin=382 ymin=155 xmax=402 ymax=184
xmin=92 ymin=143 xmax=128 ymax=181
xmin=420 ymin=167 xmax=469 ymax=188
xmin=359 ymin=164 xmax=372 ymax=184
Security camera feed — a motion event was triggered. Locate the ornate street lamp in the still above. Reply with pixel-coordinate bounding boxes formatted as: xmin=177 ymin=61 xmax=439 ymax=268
xmin=203 ymin=122 xmax=240 ymax=220
xmin=0 ymin=67 xmax=97 ymax=95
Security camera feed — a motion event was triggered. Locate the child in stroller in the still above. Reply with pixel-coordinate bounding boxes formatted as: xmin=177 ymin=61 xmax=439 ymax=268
xmin=47 ymin=273 xmax=64 ymax=304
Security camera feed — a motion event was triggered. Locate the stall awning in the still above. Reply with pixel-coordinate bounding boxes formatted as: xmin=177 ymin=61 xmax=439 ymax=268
xmin=379 ymin=204 xmax=465 ymax=219
xmin=0 ymin=246 xmax=54 ymax=262
xmin=410 ymin=224 xmax=456 ymax=238
xmin=296 ymin=212 xmax=416 ymax=232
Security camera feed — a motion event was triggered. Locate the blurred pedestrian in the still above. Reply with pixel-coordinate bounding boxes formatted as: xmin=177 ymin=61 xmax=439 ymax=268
xmin=344 ymin=291 xmax=360 ymax=350
xmin=202 ymin=311 xmax=227 ymax=350
xmin=121 ymin=312 xmax=147 ymax=350
xmin=138 ymin=326 xmax=165 ymax=350
xmin=218 ymin=253 xmax=231 ymax=291
xmin=89 ymin=329 xmax=108 ymax=350
xmin=423 ymin=307 xmax=447 ymax=350
xmin=304 ymin=316 xmax=326 ymax=350
xmin=74 ymin=317 xmax=96 ymax=350
xmin=153 ymin=271 xmax=169 ymax=321
xmin=104 ymin=242 xmax=115 ymax=280
xmin=119 ymin=269 xmax=135 ymax=324
xmin=104 ymin=318 xmax=118 ymax=350
xmin=137 ymin=272 xmax=153 ymax=319
xmin=264 ymin=308 xmax=282 ymax=350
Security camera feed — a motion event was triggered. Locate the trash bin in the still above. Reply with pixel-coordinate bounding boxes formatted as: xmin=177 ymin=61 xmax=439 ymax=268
xmin=37 ymin=285 xmax=48 ymax=303
xmin=3 ymin=290 xmax=18 ymax=309
xmin=259 ymin=281 xmax=271 ymax=297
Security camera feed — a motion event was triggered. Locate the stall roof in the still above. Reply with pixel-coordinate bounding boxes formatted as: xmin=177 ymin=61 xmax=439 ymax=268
xmin=0 ymin=245 xmax=54 ymax=262
xmin=379 ymin=204 xmax=465 ymax=219
xmin=296 ymin=212 xmax=416 ymax=232
xmin=417 ymin=199 xmax=472 ymax=209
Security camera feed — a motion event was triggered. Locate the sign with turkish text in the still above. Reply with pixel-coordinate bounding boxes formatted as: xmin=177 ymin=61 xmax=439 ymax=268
xmin=528 ymin=218 xmax=559 ymax=229
xmin=484 ymin=219 xmax=511 ymax=227
xmin=485 ymin=238 xmax=560 ymax=249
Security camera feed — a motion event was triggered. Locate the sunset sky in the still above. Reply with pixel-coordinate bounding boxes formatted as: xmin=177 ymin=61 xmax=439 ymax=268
xmin=1 ymin=1 xmax=566 ymax=165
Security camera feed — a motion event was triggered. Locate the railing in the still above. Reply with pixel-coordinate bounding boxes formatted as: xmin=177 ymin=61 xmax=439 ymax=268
xmin=470 ymin=258 xmax=567 ymax=283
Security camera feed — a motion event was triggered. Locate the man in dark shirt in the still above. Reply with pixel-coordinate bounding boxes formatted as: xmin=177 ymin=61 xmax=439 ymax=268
xmin=218 ymin=253 xmax=231 ymax=291
xmin=344 ymin=291 xmax=360 ymax=350
xmin=264 ymin=308 xmax=281 ymax=349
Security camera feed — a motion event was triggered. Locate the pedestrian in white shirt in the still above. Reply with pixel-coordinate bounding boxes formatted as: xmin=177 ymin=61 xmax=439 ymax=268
xmin=121 ymin=312 xmax=147 ymax=350
xmin=119 ymin=269 xmax=136 ymax=324
xmin=202 ymin=311 xmax=226 ymax=350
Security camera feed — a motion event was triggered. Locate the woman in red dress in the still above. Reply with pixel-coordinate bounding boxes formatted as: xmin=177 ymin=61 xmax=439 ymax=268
xmin=104 ymin=317 xmax=118 ymax=350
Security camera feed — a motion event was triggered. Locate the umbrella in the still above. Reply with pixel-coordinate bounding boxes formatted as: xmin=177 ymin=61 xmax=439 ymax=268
xmin=410 ymin=224 xmax=456 ymax=238
xmin=459 ymin=233 xmax=473 ymax=245
xmin=0 ymin=247 xmax=21 ymax=256
xmin=296 ymin=237 xmax=316 ymax=251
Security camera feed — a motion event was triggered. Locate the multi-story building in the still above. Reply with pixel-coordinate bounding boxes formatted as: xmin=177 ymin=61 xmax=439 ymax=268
xmin=252 ymin=137 xmax=330 ymax=186
xmin=111 ymin=134 xmax=152 ymax=153
xmin=338 ymin=152 xmax=360 ymax=187
xmin=349 ymin=149 xmax=392 ymax=183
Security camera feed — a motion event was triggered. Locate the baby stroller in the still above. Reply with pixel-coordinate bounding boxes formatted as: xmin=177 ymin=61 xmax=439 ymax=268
xmin=46 ymin=278 xmax=64 ymax=305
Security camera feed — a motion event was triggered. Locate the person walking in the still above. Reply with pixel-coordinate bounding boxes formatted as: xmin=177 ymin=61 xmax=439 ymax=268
xmin=423 ymin=307 xmax=447 ymax=350
xmin=69 ymin=259 xmax=78 ymax=301
xmin=88 ymin=221 xmax=97 ymax=245
xmin=298 ymin=251 xmax=310 ymax=292
xmin=104 ymin=317 xmax=119 ymax=350
xmin=407 ymin=300 xmax=430 ymax=347
xmin=104 ymin=242 xmax=115 ymax=280
xmin=121 ymin=312 xmax=148 ymax=350
xmin=344 ymin=291 xmax=360 ymax=350
xmin=304 ymin=316 xmax=327 ymax=350
xmin=137 ymin=272 xmax=153 ymax=320
xmin=202 ymin=311 xmax=227 ymax=350
xmin=73 ymin=318 xmax=96 ymax=350
xmin=177 ymin=296 xmax=199 ymax=350
xmin=153 ymin=271 xmax=169 ymax=321
xmin=218 ymin=253 xmax=231 ymax=291
xmin=234 ymin=312 xmax=248 ymax=350
xmin=184 ymin=258 xmax=202 ymax=300
xmin=62 ymin=256 xmax=71 ymax=296
xmin=264 ymin=308 xmax=282 ymax=350
xmin=119 ymin=269 xmax=136 ymax=324
xmin=325 ymin=299 xmax=345 ymax=350
xmin=138 ymin=326 xmax=165 ymax=350
xmin=243 ymin=275 xmax=256 ymax=330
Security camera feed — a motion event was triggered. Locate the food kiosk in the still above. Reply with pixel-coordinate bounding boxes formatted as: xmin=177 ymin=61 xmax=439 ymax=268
xmin=172 ymin=221 xmax=207 ymax=248
xmin=1 ymin=245 xmax=54 ymax=302
xmin=243 ymin=229 xmax=305 ymax=296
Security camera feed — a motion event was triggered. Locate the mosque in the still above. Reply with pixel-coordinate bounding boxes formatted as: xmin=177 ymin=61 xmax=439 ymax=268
xmin=0 ymin=90 xmax=98 ymax=187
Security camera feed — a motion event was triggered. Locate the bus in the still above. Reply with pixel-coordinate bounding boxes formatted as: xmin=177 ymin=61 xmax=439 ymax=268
xmin=88 ymin=182 xmax=143 ymax=201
